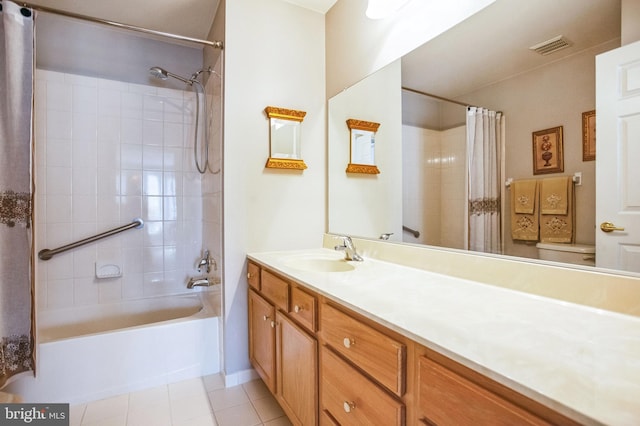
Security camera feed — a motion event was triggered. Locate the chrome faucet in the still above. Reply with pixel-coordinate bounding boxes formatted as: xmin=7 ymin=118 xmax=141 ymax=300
xmin=187 ymin=277 xmax=213 ymax=289
xmin=334 ymin=236 xmax=364 ymax=261
xmin=196 ymin=250 xmax=217 ymax=274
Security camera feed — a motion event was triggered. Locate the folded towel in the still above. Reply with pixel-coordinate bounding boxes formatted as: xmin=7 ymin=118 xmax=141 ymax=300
xmin=540 ymin=176 xmax=570 ymax=215
xmin=511 ymin=180 xmax=539 ymax=241
xmin=513 ymin=179 xmax=537 ymax=214
xmin=540 ymin=178 xmax=574 ymax=243
xmin=0 ymin=391 xmax=22 ymax=403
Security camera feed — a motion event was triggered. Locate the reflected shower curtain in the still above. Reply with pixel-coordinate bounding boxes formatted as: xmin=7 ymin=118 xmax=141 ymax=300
xmin=0 ymin=1 xmax=34 ymax=386
xmin=467 ymin=107 xmax=503 ymax=254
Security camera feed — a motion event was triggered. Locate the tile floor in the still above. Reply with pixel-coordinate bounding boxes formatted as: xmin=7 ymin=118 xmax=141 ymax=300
xmin=70 ymin=374 xmax=293 ymax=426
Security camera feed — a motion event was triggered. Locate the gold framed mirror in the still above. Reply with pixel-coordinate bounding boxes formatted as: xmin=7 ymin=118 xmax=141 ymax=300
xmin=346 ymin=119 xmax=380 ymax=174
xmin=265 ymin=106 xmax=307 ymax=170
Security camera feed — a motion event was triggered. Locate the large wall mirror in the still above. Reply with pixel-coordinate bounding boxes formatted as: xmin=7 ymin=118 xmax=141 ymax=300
xmin=327 ymin=0 xmax=640 ymax=276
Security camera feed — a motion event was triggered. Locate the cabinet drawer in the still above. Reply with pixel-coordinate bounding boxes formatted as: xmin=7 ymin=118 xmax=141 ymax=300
xmin=247 ymin=262 xmax=260 ymax=290
xmin=417 ymin=356 xmax=547 ymax=426
xmin=320 ymin=410 xmax=339 ymax=426
xmin=321 ymin=303 xmax=405 ymax=396
xmin=321 ymin=347 xmax=404 ymax=426
xmin=262 ymin=269 xmax=289 ymax=311
xmin=290 ymin=286 xmax=317 ymax=332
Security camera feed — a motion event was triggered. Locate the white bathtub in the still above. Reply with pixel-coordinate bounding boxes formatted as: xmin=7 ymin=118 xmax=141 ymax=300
xmin=6 ymin=291 xmax=221 ymax=404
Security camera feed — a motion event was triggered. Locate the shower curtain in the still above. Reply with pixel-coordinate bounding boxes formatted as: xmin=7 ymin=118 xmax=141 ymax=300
xmin=0 ymin=1 xmax=35 ymax=387
xmin=467 ymin=107 xmax=503 ymax=254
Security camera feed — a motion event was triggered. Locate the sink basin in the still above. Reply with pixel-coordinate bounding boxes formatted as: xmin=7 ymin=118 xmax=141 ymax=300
xmin=284 ymin=256 xmax=356 ymax=273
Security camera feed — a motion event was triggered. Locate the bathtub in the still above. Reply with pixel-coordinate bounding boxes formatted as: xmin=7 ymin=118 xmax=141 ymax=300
xmin=5 ymin=291 xmax=221 ymax=404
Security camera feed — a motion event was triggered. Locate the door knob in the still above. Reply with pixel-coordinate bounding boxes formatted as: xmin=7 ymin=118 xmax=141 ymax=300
xmin=600 ymin=222 xmax=625 ymax=233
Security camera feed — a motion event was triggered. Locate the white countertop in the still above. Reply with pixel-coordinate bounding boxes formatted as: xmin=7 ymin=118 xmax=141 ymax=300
xmin=248 ymin=248 xmax=640 ymax=426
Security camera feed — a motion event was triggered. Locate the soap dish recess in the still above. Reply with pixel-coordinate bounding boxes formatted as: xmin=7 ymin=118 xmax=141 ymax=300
xmin=95 ymin=263 xmax=122 ymax=279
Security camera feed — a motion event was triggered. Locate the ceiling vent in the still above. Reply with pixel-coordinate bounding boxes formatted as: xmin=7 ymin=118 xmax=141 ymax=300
xmin=529 ymin=35 xmax=571 ymax=56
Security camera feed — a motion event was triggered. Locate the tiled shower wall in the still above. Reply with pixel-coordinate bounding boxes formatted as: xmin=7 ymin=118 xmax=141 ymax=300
xmin=35 ymin=69 xmax=221 ymax=311
xmin=402 ymin=124 xmax=466 ymax=248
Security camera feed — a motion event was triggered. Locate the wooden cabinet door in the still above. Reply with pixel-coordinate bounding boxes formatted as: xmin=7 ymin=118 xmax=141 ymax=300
xmin=417 ymin=356 xmax=547 ymax=426
xmin=248 ymin=289 xmax=276 ymax=393
xmin=276 ymin=311 xmax=318 ymax=426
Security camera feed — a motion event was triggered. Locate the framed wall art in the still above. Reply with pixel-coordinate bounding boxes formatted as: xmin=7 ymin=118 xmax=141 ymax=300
xmin=582 ymin=110 xmax=596 ymax=161
xmin=532 ymin=126 xmax=563 ymax=175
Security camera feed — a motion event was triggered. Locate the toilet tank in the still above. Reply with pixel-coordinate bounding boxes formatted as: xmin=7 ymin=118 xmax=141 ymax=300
xmin=536 ymin=242 xmax=596 ymax=266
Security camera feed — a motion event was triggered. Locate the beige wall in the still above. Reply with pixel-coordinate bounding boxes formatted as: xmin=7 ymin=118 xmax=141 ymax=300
xmin=459 ymin=40 xmax=619 ymax=259
xmin=622 ymin=0 xmax=640 ymax=45
xmin=325 ymin=0 xmax=496 ymax=98
xmin=222 ymin=0 xmax=326 ymax=377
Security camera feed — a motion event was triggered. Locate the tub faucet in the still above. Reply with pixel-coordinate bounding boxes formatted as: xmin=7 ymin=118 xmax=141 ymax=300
xmin=334 ymin=236 xmax=364 ymax=261
xmin=187 ymin=277 xmax=213 ymax=289
xmin=197 ymin=250 xmax=216 ymax=274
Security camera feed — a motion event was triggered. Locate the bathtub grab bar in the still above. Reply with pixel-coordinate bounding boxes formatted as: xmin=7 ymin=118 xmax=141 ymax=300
xmin=402 ymin=225 xmax=420 ymax=238
xmin=38 ymin=218 xmax=144 ymax=261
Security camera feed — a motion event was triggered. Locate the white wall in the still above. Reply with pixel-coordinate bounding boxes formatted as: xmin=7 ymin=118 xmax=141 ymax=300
xmin=328 ymin=60 xmax=403 ymax=241
xmin=222 ymin=0 xmax=326 ymax=376
xmin=325 ymin=0 xmax=496 ymax=97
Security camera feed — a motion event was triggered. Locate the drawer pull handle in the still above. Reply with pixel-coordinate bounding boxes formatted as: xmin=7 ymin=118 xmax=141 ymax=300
xmin=270 ymin=320 xmax=276 ymax=328
xmin=262 ymin=315 xmax=270 ymax=321
xmin=343 ymin=401 xmax=356 ymax=413
xmin=247 ymin=272 xmax=252 ymax=279
xmin=293 ymin=305 xmax=303 ymax=313
xmin=419 ymin=416 xmax=437 ymax=426
xmin=343 ymin=337 xmax=355 ymax=348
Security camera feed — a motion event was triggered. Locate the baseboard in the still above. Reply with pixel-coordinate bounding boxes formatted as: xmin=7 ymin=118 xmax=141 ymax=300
xmin=222 ymin=368 xmax=259 ymax=387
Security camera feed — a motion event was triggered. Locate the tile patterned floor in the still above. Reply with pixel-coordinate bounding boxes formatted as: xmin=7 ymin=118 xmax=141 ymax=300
xmin=70 ymin=375 xmax=293 ymax=426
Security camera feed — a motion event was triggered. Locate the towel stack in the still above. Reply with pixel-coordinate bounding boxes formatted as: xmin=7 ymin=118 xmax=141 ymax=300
xmin=510 ymin=176 xmax=574 ymax=243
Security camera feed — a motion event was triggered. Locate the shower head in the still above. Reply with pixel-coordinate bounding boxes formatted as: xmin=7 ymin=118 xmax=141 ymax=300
xmin=149 ymin=66 xmax=168 ymax=80
xmin=149 ymin=66 xmax=193 ymax=85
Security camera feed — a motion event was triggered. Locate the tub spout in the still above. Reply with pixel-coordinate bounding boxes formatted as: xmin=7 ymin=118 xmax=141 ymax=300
xmin=187 ymin=277 xmax=212 ymax=289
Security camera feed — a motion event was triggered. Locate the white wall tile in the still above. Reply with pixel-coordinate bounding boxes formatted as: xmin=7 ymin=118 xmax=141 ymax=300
xmin=121 ymin=171 xmax=143 ymax=196
xmin=73 ymin=85 xmax=98 ymax=115
xmin=46 ymin=140 xmax=72 ymax=168
xmin=121 ymin=118 xmax=143 ymax=144
xmin=46 ymin=110 xmax=73 ymax=140
xmin=72 ymin=195 xmax=97 ymax=223
xmin=143 ymin=145 xmax=164 ymax=170
xmin=46 ymin=195 xmax=72 ymax=223
xmin=47 ymin=81 xmax=72 ymax=111
xmin=72 ymin=113 xmax=98 ymax=142
xmin=143 ymin=196 xmax=163 ymax=221
xmin=121 ymin=144 xmax=143 ymax=170
xmin=142 ymin=120 xmax=163 ymax=146
xmin=36 ymin=70 xmax=212 ymax=311
xmin=97 ymin=168 xmax=121 ymax=195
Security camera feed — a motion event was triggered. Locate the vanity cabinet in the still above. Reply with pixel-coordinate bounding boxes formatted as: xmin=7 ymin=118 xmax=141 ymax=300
xmin=247 ymin=257 xmax=583 ymax=426
xmin=247 ymin=261 xmax=318 ymax=426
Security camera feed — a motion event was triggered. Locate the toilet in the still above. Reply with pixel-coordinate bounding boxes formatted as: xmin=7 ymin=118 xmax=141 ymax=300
xmin=536 ymin=242 xmax=596 ymax=266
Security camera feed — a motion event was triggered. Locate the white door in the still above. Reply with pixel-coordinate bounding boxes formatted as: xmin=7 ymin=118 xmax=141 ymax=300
xmin=595 ymin=40 xmax=640 ymax=273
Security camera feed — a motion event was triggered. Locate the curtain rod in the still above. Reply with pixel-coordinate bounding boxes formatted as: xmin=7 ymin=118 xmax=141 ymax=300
xmin=10 ymin=1 xmax=223 ymax=49
xmin=402 ymin=86 xmax=472 ymax=108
